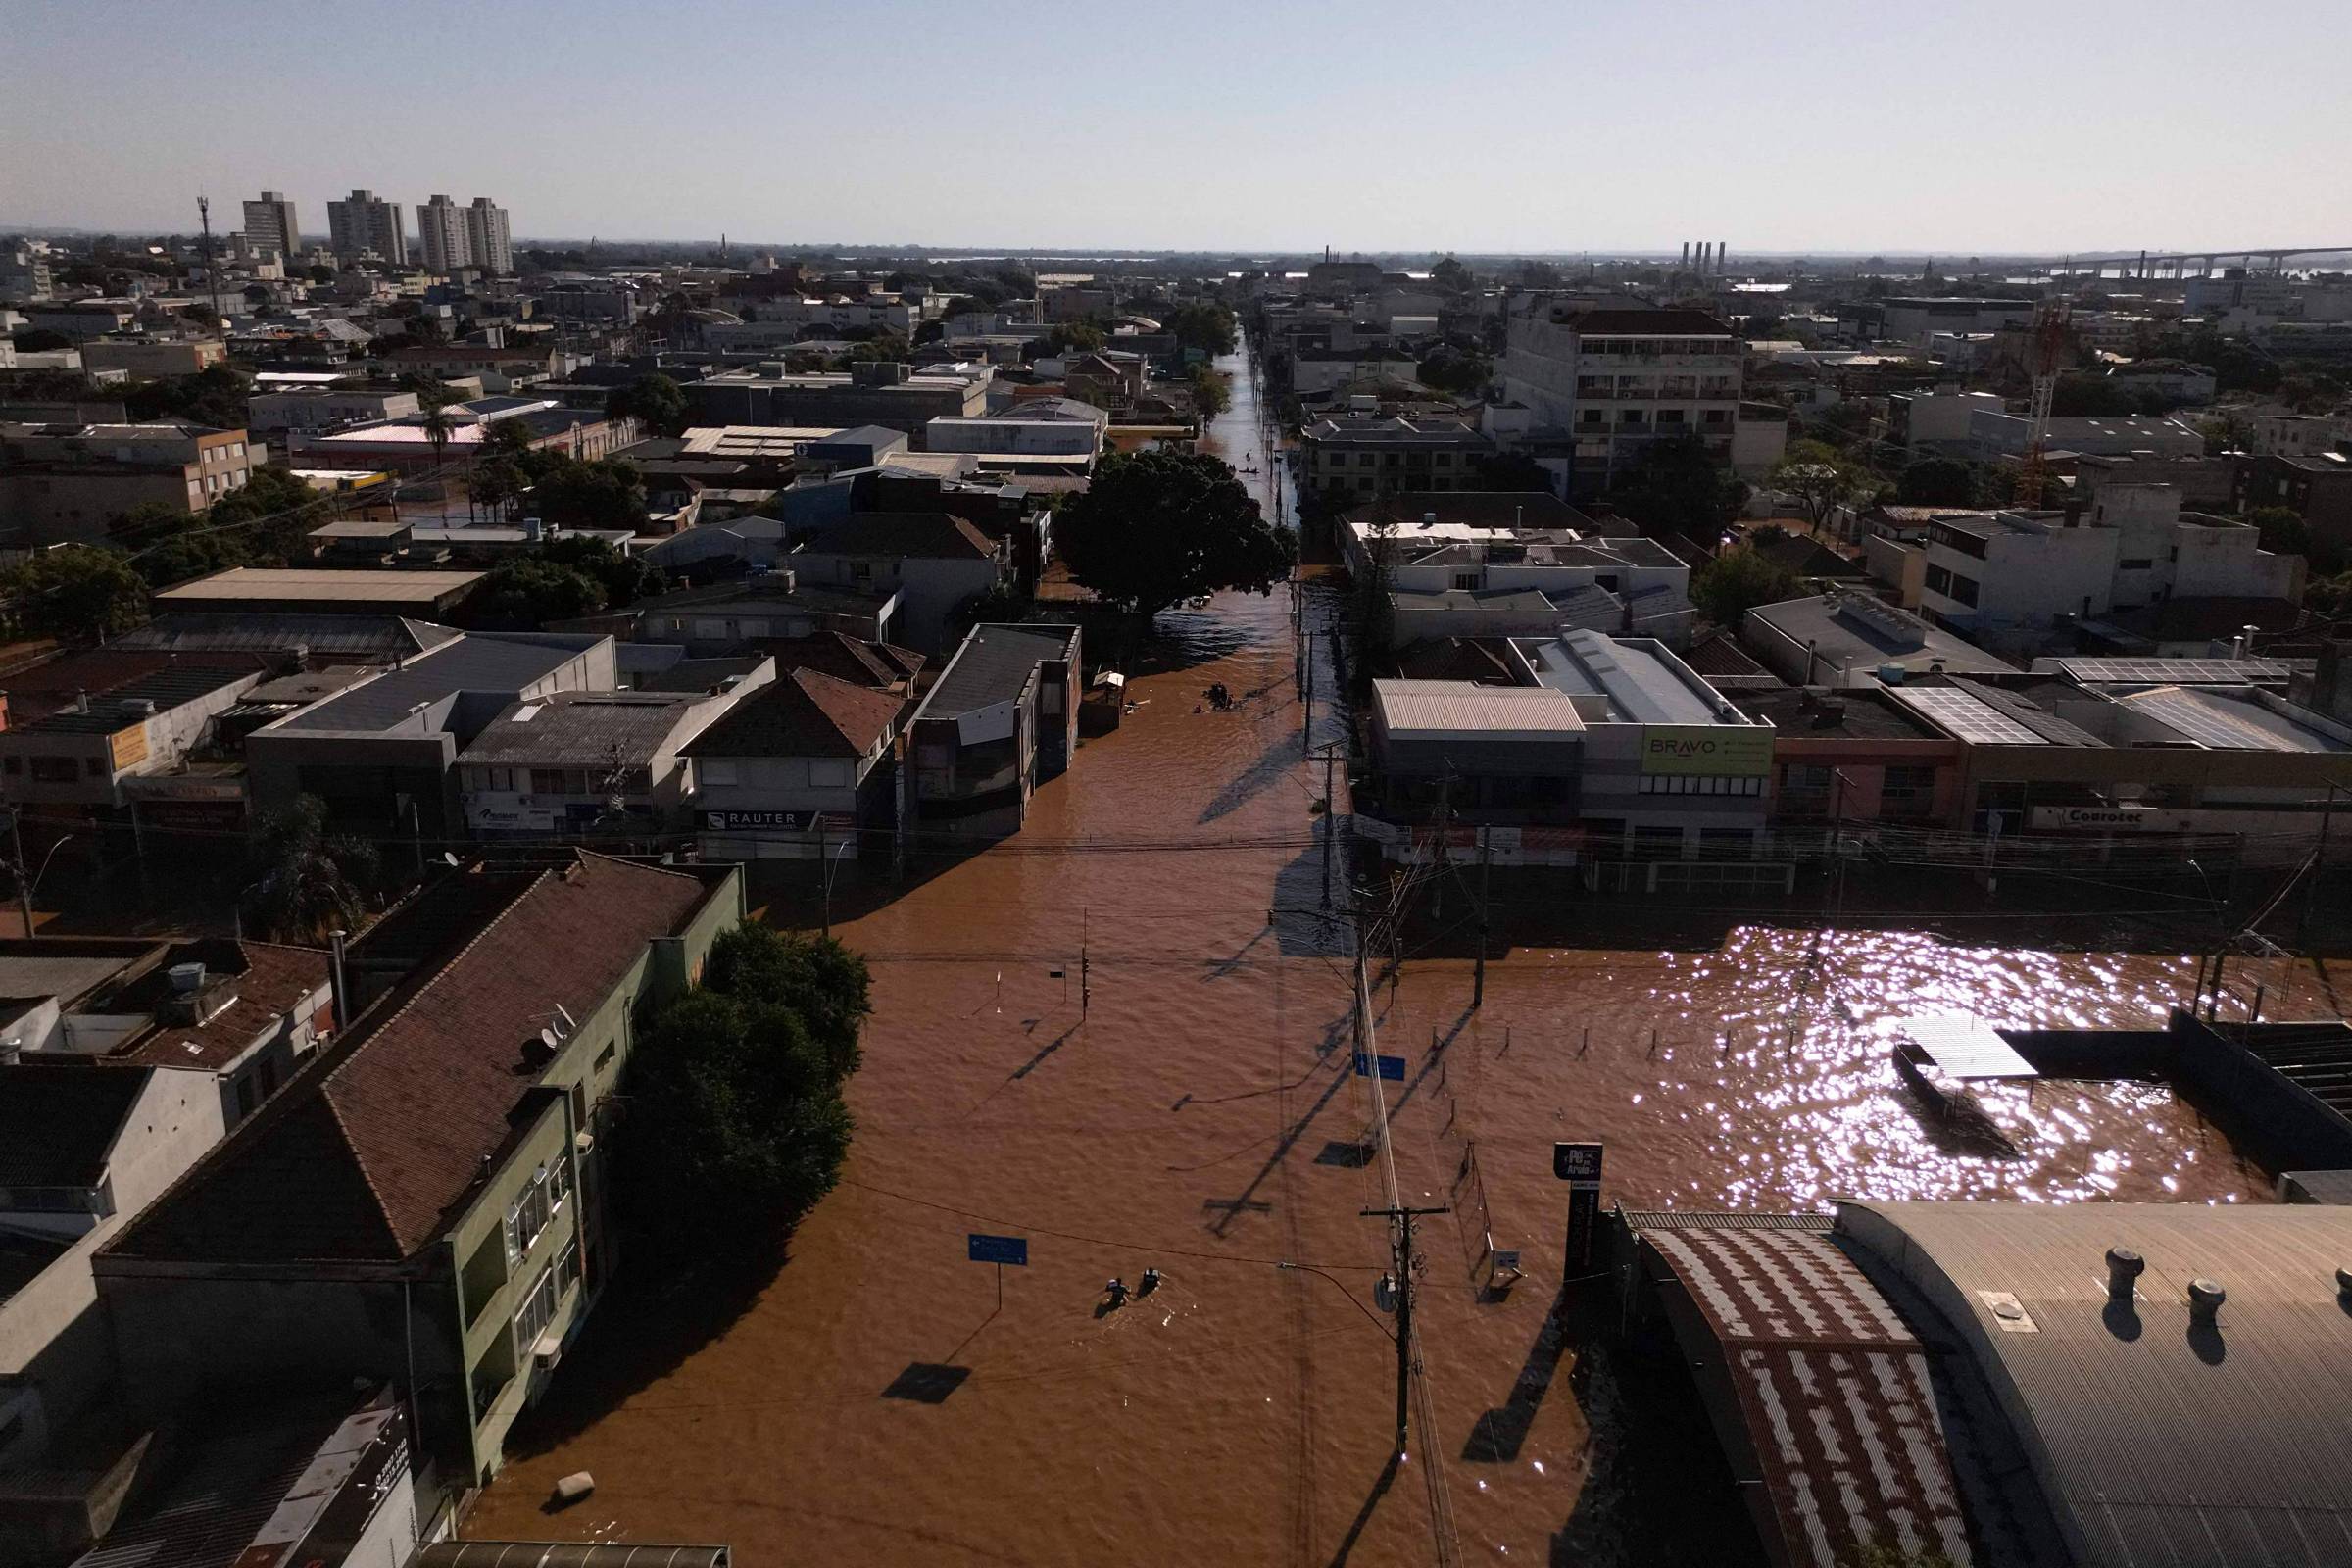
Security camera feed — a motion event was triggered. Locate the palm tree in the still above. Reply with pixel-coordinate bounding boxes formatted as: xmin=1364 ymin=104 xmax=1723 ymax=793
xmin=241 ymin=796 xmax=378 ymax=944
xmin=419 ymin=404 xmax=456 ymax=519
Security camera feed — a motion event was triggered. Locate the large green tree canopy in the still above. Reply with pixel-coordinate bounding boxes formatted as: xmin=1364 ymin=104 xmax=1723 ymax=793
xmin=1054 ymin=450 xmax=1296 ymax=619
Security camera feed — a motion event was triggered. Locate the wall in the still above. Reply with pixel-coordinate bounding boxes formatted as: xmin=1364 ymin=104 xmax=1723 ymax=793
xmin=0 ymin=1067 xmax=225 ymax=1461
xmin=786 ymin=551 xmax=1000 ymax=655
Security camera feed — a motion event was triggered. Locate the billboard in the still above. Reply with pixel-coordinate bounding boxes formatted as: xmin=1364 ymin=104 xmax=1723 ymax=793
xmin=1640 ymin=725 xmax=1771 ymax=777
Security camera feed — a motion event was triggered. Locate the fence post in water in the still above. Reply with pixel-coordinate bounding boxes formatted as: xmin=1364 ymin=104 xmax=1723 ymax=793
xmin=1579 ymin=1027 xmax=1588 ymax=1057
xmin=1647 ymin=1028 xmax=1658 ymax=1057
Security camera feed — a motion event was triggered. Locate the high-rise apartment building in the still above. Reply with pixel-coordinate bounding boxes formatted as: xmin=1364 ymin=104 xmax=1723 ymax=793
xmin=325 ymin=189 xmax=409 ymax=264
xmin=465 ymin=196 xmax=514 ymax=274
xmin=241 ymin=190 xmax=300 ymax=258
xmin=1498 ymin=300 xmax=1744 ymax=498
xmin=416 ymin=194 xmax=472 ymax=273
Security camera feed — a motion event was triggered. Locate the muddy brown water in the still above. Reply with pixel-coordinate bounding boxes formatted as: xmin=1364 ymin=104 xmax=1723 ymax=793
xmin=464 ymin=348 xmax=2299 ymax=1564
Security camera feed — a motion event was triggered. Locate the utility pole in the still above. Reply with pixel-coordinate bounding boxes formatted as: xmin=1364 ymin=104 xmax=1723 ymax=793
xmin=1363 ymin=1203 xmax=1446 ymax=1458
xmin=1430 ymin=770 xmax=1452 ymax=921
xmin=1079 ymin=904 xmax=1091 ymax=1017
xmin=1474 ymin=825 xmax=1492 ymax=1007
xmin=1301 ymin=629 xmax=1314 ymax=758
xmin=1318 ymin=744 xmax=1342 ymax=907
xmin=2301 ymin=782 xmax=2339 ymax=942
xmin=6 ymin=809 xmax=29 ymax=936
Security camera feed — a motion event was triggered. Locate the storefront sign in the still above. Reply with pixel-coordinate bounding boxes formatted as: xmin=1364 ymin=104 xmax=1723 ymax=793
xmin=108 ymin=726 xmax=148 ymax=771
xmin=701 ymin=808 xmax=815 ymax=833
xmin=1640 ymin=725 xmax=1772 ymax=777
xmin=2031 ymin=805 xmax=2192 ymax=832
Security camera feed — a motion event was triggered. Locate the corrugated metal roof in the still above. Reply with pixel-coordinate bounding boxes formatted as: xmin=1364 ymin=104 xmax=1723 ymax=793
xmin=418 ymin=1546 xmax=729 ymax=1568
xmin=1839 ymin=1200 xmax=2352 ymax=1568
xmin=1372 ymin=679 xmax=1586 ymax=738
xmin=274 ymin=633 xmax=601 ymax=734
xmin=1642 ymin=1224 xmax=1976 ymax=1568
xmin=459 ymin=692 xmax=708 ymax=766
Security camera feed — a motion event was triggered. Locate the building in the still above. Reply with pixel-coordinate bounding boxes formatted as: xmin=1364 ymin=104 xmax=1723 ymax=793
xmin=243 ymin=630 xmax=614 ymax=839
xmin=1301 ymin=415 xmax=1494 ymax=501
xmin=1 ymin=244 xmax=56 ymax=303
xmin=1875 ymin=294 xmax=2035 ymax=344
xmin=1344 ymin=492 xmax=1694 ymax=647
xmin=2234 ymin=450 xmax=2352 ymax=561
xmin=1736 ymin=684 xmax=1967 ymax=828
xmin=240 ymin=190 xmax=300 ymax=259
xmin=685 ymin=362 xmax=990 ymax=438
xmin=458 ymin=690 xmax=733 ymax=838
xmin=1969 ymin=408 xmax=2204 ymax=461
xmin=375 ymin=341 xmax=565 ymax=389
xmin=0 ymin=420 xmax=254 ymax=545
xmin=77 ymin=337 xmax=227 ymax=379
xmin=623 ymin=575 xmax=899 ymax=653
xmin=905 ymin=623 xmax=1081 ymax=839
xmin=924 ymin=398 xmax=1107 ymax=458
xmin=786 ymin=512 xmax=1009 ymax=655
xmin=153 ymin=565 xmax=485 ymax=619
xmin=465 ymin=196 xmax=513 ymax=275
xmin=0 ymin=663 xmax=265 ymax=831
xmin=1497 ymin=303 xmax=1742 ymax=496
xmin=324 ymin=189 xmax=407 ymax=264
xmin=292 ymin=397 xmax=637 ymax=475
xmin=1886 ymin=387 xmax=2006 ymax=449
xmin=90 ymin=855 xmax=744 ymax=1488
xmin=246 ymin=384 xmax=422 ymax=436
xmin=1742 ymin=591 xmax=2019 ymax=688
xmin=416 ymin=194 xmax=471 ymax=273
xmin=2242 ymin=408 xmax=2352 ymax=459
xmin=1918 ymin=488 xmax=2304 ymax=654
xmin=0 ymin=1059 xmax=228 ymax=1475
xmin=686 ymin=667 xmax=906 ymax=863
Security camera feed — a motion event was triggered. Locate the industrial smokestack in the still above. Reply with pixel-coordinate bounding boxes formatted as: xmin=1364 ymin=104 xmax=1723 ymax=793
xmin=2104 ymin=1247 xmax=2144 ymax=1301
xmin=1720 ymin=241 xmax=1728 ymax=272
xmin=1681 ymin=241 xmax=1690 ymax=270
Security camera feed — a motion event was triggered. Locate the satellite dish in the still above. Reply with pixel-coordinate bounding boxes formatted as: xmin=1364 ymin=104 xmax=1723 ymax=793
xmin=539 ymin=1026 xmax=562 ymax=1053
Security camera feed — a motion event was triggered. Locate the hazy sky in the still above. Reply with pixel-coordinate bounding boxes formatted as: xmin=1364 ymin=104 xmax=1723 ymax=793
xmin=5 ymin=0 xmax=2347 ymax=256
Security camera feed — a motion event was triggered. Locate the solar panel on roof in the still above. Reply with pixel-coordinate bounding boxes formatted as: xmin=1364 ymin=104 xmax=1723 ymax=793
xmin=1890 ymin=687 xmax=2048 ymax=745
xmin=2057 ymin=657 xmax=2287 ymax=685
xmin=2124 ymin=688 xmax=2298 ymax=751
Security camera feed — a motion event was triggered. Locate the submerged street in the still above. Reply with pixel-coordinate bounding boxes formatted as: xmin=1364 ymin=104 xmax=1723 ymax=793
xmin=466 ymin=336 xmax=2313 ymax=1566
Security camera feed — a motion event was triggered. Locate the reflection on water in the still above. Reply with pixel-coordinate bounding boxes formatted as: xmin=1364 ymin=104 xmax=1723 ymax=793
xmin=463 ymin=335 xmax=2293 ymax=1566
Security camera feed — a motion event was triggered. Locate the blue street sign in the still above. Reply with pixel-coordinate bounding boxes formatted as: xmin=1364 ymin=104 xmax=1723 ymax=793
xmin=967 ymin=1233 xmax=1028 ymax=1267
xmin=1352 ymin=1053 xmax=1407 ymax=1082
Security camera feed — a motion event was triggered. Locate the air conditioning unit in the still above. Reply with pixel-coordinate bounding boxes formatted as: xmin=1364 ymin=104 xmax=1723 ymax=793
xmin=533 ymin=1332 xmax=564 ymax=1370
xmin=573 ymin=1130 xmax=596 ymax=1154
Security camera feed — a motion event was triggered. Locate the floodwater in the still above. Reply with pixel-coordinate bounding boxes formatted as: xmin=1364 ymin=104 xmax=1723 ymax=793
xmin=464 ymin=341 xmax=2296 ymax=1565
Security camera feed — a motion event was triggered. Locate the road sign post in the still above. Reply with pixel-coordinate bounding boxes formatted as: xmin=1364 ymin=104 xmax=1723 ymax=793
xmin=1552 ymin=1142 xmax=1603 ymax=1276
xmin=967 ymin=1233 xmax=1028 ymax=1311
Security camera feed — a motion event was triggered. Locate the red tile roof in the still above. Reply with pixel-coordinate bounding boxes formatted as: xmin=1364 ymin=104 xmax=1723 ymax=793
xmin=683 ymin=667 xmax=903 ymax=760
xmin=113 ymin=940 xmax=333 ymax=1072
xmin=104 ymin=857 xmax=716 ymax=1263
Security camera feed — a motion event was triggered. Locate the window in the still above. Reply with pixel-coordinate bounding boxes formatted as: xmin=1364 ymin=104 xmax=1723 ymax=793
xmin=529 ymin=768 xmax=577 ymax=796
xmin=1946 ymin=572 xmax=1980 ymax=608
xmin=234 ymin=1075 xmax=258 ymax=1119
xmin=1924 ymin=564 xmax=1952 ymax=595
xmin=29 ymin=756 xmax=76 ymax=783
xmin=557 ymin=1240 xmax=582 ymax=1298
xmin=503 ymin=1162 xmax=560 ymax=1265
xmin=512 ymin=1264 xmax=558 ymax=1351
xmin=2119 ymin=557 xmax=2154 ymax=570
xmin=1452 ymin=572 xmax=1480 ymax=590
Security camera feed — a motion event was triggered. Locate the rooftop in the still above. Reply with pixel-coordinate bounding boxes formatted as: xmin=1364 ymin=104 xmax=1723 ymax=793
xmin=798 ymin=512 xmax=997 ymax=562
xmin=1372 ymin=679 xmax=1587 ymax=740
xmin=1839 ymin=1200 xmax=2352 ymax=1568
xmin=104 ymin=940 xmax=333 ymax=1072
xmin=5 ymin=664 xmax=256 ymax=735
xmin=154 ymin=567 xmax=484 ymax=609
xmin=1514 ymin=628 xmax=1740 ymax=725
xmin=111 ymin=613 xmax=460 ymax=662
xmin=920 ymin=623 xmax=1080 ymax=721
xmin=0 ymin=1060 xmax=148 ymax=1188
xmin=271 ymin=632 xmax=606 ymax=735
xmin=459 ymin=691 xmax=715 ymax=767
xmin=104 ymin=857 xmax=718 ymax=1263
xmin=682 ymin=666 xmax=901 ymax=760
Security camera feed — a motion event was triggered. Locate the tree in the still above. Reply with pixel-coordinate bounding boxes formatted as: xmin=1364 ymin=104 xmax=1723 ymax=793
xmin=520 ymin=454 xmax=646 ymax=532
xmin=612 ymin=920 xmax=868 ymax=1256
xmin=1605 ymin=435 xmax=1744 ymax=538
xmin=10 ymin=328 xmax=73 ymax=353
xmin=2196 ymin=409 xmax=2254 ymax=454
xmin=845 ymin=331 xmax=909 ymax=363
xmin=2248 ymin=505 xmax=2311 ymax=558
xmin=0 ymin=545 xmax=150 ymax=642
xmin=1047 ymin=319 xmax=1105 ymax=355
xmin=475 ymin=558 xmax=607 ymax=624
xmin=604 ymin=372 xmax=690 ymax=439
xmin=1896 ymin=457 xmax=1980 ymax=506
xmin=1159 ymin=301 xmax=1239 ymax=357
xmin=1430 ymin=256 xmax=1472 ymax=293
xmin=544 ymin=532 xmax=665 ymax=606
xmin=1054 ymin=450 xmax=1296 ymax=619
xmin=206 ymin=464 xmax=331 ymax=561
xmin=1471 ymin=450 xmax=1556 ymax=494
xmin=1690 ymin=546 xmax=1801 ymax=627
xmin=240 ymin=796 xmax=379 ymax=944
xmin=123 ymin=364 xmax=251 ymax=430
xmin=1190 ymin=364 xmax=1231 ymax=420
xmin=419 ymin=404 xmax=456 ymax=476
xmin=1767 ymin=439 xmax=1870 ymax=530
xmin=1417 ymin=345 xmax=1493 ymax=396
xmin=468 ymin=456 xmax=525 ymax=522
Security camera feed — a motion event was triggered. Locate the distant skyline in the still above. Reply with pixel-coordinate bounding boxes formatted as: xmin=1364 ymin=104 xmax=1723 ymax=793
xmin=5 ymin=0 xmax=2349 ymax=256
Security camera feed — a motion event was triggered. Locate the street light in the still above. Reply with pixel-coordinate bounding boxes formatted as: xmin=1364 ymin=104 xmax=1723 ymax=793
xmin=819 ymin=834 xmax=854 ymax=940
xmin=7 ymin=829 xmax=74 ymax=936
xmin=2183 ymin=857 xmax=2230 ymax=1018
